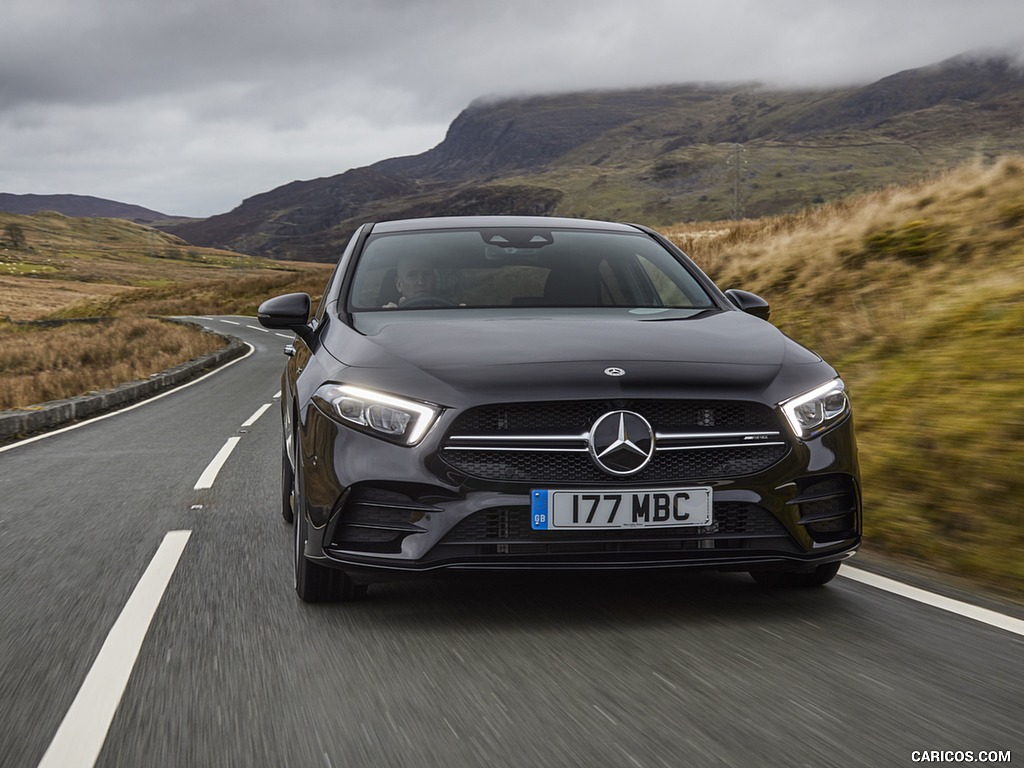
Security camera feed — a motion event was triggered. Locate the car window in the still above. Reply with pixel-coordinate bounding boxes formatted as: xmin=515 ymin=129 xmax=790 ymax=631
xmin=347 ymin=227 xmax=715 ymax=311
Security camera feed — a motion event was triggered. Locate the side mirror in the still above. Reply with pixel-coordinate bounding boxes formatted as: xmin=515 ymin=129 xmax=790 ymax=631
xmin=257 ymin=293 xmax=315 ymax=342
xmin=723 ymin=289 xmax=771 ymax=321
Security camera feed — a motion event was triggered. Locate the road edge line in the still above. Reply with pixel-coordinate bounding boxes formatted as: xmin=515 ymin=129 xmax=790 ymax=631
xmin=0 ymin=341 xmax=255 ymax=454
xmin=841 ymin=566 xmax=1024 ymax=637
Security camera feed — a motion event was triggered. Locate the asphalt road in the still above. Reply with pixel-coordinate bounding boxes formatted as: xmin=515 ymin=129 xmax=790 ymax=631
xmin=1 ymin=317 xmax=1021 ymax=768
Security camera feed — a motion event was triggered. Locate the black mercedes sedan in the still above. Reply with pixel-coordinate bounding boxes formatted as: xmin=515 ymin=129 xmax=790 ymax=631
xmin=257 ymin=216 xmax=861 ymax=602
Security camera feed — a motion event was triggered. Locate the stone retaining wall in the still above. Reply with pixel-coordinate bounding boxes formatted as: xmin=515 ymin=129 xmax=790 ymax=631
xmin=0 ymin=320 xmax=246 ymax=444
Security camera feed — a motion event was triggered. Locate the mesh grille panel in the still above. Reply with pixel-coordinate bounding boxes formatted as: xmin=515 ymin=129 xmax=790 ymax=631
xmin=442 ymin=444 xmax=788 ymax=483
xmin=450 ymin=400 xmax=778 ymax=433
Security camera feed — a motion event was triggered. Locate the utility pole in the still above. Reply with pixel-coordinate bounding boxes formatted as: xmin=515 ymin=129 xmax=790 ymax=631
xmin=728 ymin=142 xmax=747 ymax=220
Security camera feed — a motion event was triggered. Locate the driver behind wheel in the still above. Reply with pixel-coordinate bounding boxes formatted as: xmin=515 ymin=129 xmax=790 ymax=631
xmin=383 ymin=255 xmax=437 ymax=308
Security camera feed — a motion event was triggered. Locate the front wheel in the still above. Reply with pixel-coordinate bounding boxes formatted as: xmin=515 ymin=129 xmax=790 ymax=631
xmin=294 ymin=511 xmax=368 ymax=602
xmin=749 ymin=561 xmax=841 ymax=588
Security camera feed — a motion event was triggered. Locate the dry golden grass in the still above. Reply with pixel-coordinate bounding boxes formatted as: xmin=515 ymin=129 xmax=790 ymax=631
xmin=0 ymin=210 xmax=331 ymax=320
xmin=0 ymin=275 xmax=140 ymax=321
xmin=0 ymin=211 xmax=331 ymax=408
xmin=0 ymin=317 xmax=228 ymax=409
xmin=666 ymin=156 xmax=1024 ymax=596
xmin=57 ymin=269 xmax=333 ymax=319
xmin=664 ymin=157 xmax=1024 ymax=361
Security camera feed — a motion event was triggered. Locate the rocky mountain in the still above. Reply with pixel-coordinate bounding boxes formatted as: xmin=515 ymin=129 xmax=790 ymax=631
xmin=164 ymin=52 xmax=1024 ymax=262
xmin=0 ymin=193 xmax=186 ymax=224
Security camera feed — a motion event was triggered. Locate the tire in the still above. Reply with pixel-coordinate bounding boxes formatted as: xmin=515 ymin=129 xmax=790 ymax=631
xmin=750 ymin=561 xmax=841 ymax=588
xmin=292 ymin=452 xmax=369 ymax=603
xmin=281 ymin=441 xmax=295 ymax=524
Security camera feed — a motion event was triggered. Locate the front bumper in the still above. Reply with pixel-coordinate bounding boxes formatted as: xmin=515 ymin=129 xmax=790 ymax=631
xmin=296 ymin=400 xmax=862 ymax=580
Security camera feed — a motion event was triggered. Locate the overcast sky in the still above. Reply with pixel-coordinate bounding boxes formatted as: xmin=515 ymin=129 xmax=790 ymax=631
xmin=2 ymin=0 xmax=1022 ymax=217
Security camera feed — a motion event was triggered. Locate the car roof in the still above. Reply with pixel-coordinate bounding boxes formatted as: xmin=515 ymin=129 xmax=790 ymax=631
xmin=369 ymin=215 xmax=643 ymax=235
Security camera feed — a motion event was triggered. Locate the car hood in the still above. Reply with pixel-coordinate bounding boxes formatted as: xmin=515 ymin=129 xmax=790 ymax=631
xmin=324 ymin=309 xmax=829 ymax=404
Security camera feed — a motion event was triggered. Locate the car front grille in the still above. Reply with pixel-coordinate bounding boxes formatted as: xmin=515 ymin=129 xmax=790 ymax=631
xmin=441 ymin=445 xmax=789 ymax=483
xmin=451 ymin=400 xmax=778 ymax=432
xmin=440 ymin=399 xmax=790 ymax=483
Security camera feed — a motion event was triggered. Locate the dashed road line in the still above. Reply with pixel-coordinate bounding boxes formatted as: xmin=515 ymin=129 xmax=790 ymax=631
xmin=241 ymin=403 xmax=273 ymax=428
xmin=37 ymin=530 xmax=192 ymax=768
xmin=194 ymin=403 xmax=274 ymax=488
xmin=193 ymin=437 xmax=242 ymax=490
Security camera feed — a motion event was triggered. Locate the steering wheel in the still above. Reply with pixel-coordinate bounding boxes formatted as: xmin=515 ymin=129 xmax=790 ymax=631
xmin=400 ymin=296 xmax=458 ymax=308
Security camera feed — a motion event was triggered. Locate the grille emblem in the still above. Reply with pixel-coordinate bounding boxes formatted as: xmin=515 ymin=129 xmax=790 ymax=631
xmin=604 ymin=367 xmax=626 ymax=377
xmin=588 ymin=411 xmax=655 ymax=476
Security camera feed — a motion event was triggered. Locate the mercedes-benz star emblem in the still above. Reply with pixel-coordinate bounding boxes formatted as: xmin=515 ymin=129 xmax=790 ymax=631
xmin=588 ymin=411 xmax=655 ymax=476
xmin=604 ymin=367 xmax=626 ymax=377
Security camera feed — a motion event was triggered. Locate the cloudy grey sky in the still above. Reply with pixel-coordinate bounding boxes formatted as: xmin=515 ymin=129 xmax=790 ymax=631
xmin=3 ymin=0 xmax=1022 ymax=217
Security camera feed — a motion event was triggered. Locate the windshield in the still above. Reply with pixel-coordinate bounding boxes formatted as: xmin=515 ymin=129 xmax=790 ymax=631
xmin=347 ymin=227 xmax=716 ymax=311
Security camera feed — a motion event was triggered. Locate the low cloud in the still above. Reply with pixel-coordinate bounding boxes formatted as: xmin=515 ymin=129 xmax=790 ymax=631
xmin=3 ymin=0 xmax=1022 ymax=215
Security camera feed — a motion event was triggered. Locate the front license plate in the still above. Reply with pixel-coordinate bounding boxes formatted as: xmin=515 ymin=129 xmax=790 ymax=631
xmin=531 ymin=487 xmax=713 ymax=530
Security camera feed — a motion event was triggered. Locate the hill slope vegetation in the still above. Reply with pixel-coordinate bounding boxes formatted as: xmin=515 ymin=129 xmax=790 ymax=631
xmin=0 ymin=211 xmax=329 ymax=408
xmin=0 ymin=211 xmax=328 ymax=321
xmin=666 ymin=157 xmax=1024 ymax=595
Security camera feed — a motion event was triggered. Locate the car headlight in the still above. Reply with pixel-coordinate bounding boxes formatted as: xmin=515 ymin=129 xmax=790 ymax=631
xmin=312 ymin=384 xmax=441 ymax=446
xmin=780 ymin=378 xmax=850 ymax=439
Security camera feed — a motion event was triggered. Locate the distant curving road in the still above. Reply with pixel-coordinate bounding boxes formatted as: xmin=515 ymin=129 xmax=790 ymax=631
xmin=1 ymin=317 xmax=1020 ymax=768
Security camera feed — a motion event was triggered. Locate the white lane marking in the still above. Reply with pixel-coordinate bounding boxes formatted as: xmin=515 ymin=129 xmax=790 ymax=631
xmin=273 ymin=391 xmax=282 ymax=400
xmin=842 ymin=566 xmax=1024 ymax=637
xmin=241 ymin=403 xmax=272 ymax=428
xmin=275 ymin=333 xmax=292 ymax=339
xmin=219 ymin=319 xmax=240 ymax=325
xmin=37 ymin=530 xmax=192 ymax=768
xmin=193 ymin=437 xmax=242 ymax=490
xmin=246 ymin=324 xmax=269 ymax=333
xmin=0 ymin=342 xmax=256 ymax=454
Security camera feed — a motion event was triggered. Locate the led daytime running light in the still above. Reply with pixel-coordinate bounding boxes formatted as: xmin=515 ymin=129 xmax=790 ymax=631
xmin=318 ymin=384 xmax=440 ymax=445
xmin=781 ymin=379 xmax=848 ymax=438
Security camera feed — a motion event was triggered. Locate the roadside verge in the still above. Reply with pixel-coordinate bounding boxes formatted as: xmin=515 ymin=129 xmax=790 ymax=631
xmin=0 ymin=319 xmax=247 ymax=445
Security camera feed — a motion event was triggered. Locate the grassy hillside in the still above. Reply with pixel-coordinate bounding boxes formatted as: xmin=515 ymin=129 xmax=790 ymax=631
xmin=0 ymin=211 xmax=330 ymax=320
xmin=0 ymin=211 xmax=330 ymax=408
xmin=665 ymin=157 xmax=1024 ymax=596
